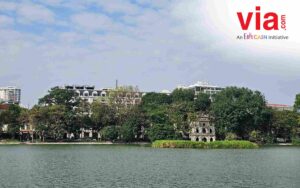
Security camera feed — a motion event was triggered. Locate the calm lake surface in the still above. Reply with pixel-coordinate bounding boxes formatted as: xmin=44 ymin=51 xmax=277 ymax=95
xmin=0 ymin=145 xmax=299 ymax=188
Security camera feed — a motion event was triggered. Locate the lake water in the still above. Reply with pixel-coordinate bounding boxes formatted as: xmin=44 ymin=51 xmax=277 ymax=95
xmin=0 ymin=145 xmax=299 ymax=188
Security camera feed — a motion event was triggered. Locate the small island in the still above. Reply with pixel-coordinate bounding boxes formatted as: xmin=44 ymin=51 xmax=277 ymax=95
xmin=152 ymin=140 xmax=259 ymax=149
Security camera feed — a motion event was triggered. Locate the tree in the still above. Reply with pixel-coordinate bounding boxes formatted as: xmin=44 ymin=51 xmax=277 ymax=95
xmin=194 ymin=93 xmax=211 ymax=112
xmin=271 ymin=110 xmax=298 ymax=142
xmin=171 ymin=88 xmax=195 ymax=103
xmin=91 ymin=102 xmax=116 ymax=130
xmin=0 ymin=104 xmax=22 ymax=138
xmin=141 ymin=92 xmax=172 ymax=106
xmin=167 ymin=102 xmax=194 ymax=137
xmin=211 ymin=87 xmax=267 ymax=140
xmin=147 ymin=123 xmax=180 ymax=142
xmin=30 ymin=105 xmax=67 ymax=140
xmin=38 ymin=87 xmax=79 ymax=109
xmin=294 ymin=94 xmax=300 ymax=112
xmin=100 ymin=126 xmax=118 ymax=141
xmin=119 ymin=107 xmax=148 ymax=142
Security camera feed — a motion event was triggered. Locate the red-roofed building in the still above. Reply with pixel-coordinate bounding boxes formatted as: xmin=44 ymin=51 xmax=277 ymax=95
xmin=0 ymin=104 xmax=9 ymax=113
xmin=267 ymin=104 xmax=293 ymax=111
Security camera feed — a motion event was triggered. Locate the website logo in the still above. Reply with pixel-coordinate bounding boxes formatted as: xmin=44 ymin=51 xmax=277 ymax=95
xmin=236 ymin=6 xmax=288 ymax=40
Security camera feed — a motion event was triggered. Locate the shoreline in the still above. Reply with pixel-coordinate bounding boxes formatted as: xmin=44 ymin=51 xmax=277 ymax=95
xmin=0 ymin=141 xmax=151 ymax=145
xmin=0 ymin=141 xmax=298 ymax=147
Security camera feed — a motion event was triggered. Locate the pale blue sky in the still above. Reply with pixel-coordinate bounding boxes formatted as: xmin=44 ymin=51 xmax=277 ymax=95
xmin=0 ymin=0 xmax=299 ymax=106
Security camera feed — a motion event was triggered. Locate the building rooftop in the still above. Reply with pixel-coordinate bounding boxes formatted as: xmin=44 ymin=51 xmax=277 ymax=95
xmin=177 ymin=81 xmax=222 ymax=89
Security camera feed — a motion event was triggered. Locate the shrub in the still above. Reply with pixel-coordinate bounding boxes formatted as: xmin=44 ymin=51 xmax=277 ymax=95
xmin=152 ymin=140 xmax=258 ymax=149
xmin=100 ymin=126 xmax=118 ymax=141
xmin=292 ymin=137 xmax=300 ymax=146
xmin=225 ymin=132 xmax=237 ymax=141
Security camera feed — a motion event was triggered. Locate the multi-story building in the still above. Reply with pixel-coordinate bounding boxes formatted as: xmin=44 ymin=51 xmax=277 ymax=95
xmin=178 ymin=81 xmax=223 ymax=99
xmin=60 ymin=85 xmax=144 ymax=106
xmin=189 ymin=113 xmax=216 ymax=142
xmin=60 ymin=85 xmax=104 ymax=103
xmin=0 ymin=86 xmax=21 ymax=104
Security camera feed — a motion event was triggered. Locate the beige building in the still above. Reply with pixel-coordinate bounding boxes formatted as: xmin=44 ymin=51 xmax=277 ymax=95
xmin=189 ymin=114 xmax=216 ymax=142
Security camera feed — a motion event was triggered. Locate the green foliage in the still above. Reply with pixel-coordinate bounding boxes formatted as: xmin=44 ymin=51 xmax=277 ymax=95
xmin=167 ymin=102 xmax=193 ymax=135
xmin=171 ymin=88 xmax=195 ymax=103
xmin=30 ymin=105 xmax=67 ymax=140
xmin=91 ymin=102 xmax=116 ymax=129
xmin=142 ymin=92 xmax=172 ymax=106
xmin=225 ymin=132 xmax=238 ymax=141
xmin=119 ymin=107 xmax=148 ymax=142
xmin=38 ymin=87 xmax=79 ymax=109
xmin=147 ymin=123 xmax=180 ymax=142
xmin=194 ymin=93 xmax=211 ymax=112
xmin=292 ymin=137 xmax=300 ymax=145
xmin=0 ymin=104 xmax=23 ymax=138
xmin=294 ymin=94 xmax=300 ymax=112
xmin=211 ymin=87 xmax=267 ymax=139
xmin=249 ymin=130 xmax=264 ymax=142
xmin=271 ymin=110 xmax=298 ymax=142
xmin=100 ymin=126 xmax=118 ymax=141
xmin=152 ymin=140 xmax=258 ymax=149
xmin=3 ymin=84 xmax=298 ymax=145
xmin=120 ymin=122 xmax=136 ymax=142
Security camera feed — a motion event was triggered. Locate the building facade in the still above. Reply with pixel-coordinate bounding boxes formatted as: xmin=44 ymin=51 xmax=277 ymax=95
xmin=189 ymin=114 xmax=216 ymax=142
xmin=0 ymin=86 xmax=21 ymax=104
xmin=178 ymin=81 xmax=223 ymax=99
xmin=61 ymin=85 xmax=103 ymax=103
xmin=267 ymin=103 xmax=293 ymax=111
xmin=60 ymin=85 xmax=144 ymax=106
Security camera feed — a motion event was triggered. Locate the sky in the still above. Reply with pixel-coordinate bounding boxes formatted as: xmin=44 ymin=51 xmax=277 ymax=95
xmin=0 ymin=0 xmax=300 ymax=107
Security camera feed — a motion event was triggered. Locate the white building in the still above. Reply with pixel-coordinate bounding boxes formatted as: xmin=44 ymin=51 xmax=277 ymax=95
xmin=59 ymin=85 xmax=144 ymax=106
xmin=0 ymin=86 xmax=21 ymax=104
xmin=178 ymin=81 xmax=223 ymax=99
xmin=60 ymin=85 xmax=104 ymax=103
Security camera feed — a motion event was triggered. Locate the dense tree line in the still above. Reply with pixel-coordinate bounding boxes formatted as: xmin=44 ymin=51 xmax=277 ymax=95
xmin=0 ymin=86 xmax=300 ymax=143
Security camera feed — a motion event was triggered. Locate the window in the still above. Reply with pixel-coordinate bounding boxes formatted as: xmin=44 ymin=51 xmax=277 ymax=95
xmin=92 ymin=91 xmax=98 ymax=97
xmin=83 ymin=91 xmax=89 ymax=97
xmin=101 ymin=92 xmax=106 ymax=97
xmin=202 ymin=128 xmax=206 ymax=133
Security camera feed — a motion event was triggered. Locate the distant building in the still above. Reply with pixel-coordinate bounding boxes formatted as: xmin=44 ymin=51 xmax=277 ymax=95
xmin=178 ymin=81 xmax=223 ymax=99
xmin=160 ymin=90 xmax=171 ymax=95
xmin=189 ymin=113 xmax=216 ymax=142
xmin=0 ymin=86 xmax=21 ymax=104
xmin=60 ymin=85 xmax=103 ymax=103
xmin=60 ymin=85 xmax=144 ymax=106
xmin=267 ymin=104 xmax=293 ymax=111
xmin=0 ymin=104 xmax=9 ymax=113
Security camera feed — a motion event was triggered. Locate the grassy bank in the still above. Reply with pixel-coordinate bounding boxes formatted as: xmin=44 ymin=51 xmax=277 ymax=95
xmin=292 ymin=140 xmax=300 ymax=146
xmin=152 ymin=140 xmax=259 ymax=149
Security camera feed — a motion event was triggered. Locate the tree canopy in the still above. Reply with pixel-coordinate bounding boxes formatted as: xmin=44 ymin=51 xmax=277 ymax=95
xmin=211 ymin=87 xmax=267 ymax=139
